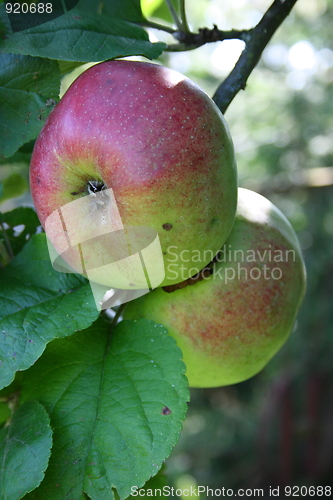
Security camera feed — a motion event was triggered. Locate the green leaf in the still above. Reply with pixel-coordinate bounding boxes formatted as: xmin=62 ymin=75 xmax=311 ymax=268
xmin=141 ymin=0 xmax=164 ymax=19
xmin=0 ymin=371 xmax=22 ymax=399
xmin=79 ymin=0 xmax=145 ymax=23
xmin=0 ymin=233 xmax=100 ymax=390
xmin=0 ymin=400 xmax=53 ymax=500
xmin=147 ymin=0 xmax=177 ymax=24
xmin=0 ymin=7 xmax=166 ymax=63
xmin=0 ymin=401 xmax=11 ymax=426
xmin=21 ymin=318 xmax=189 ymax=500
xmin=125 ymin=466 xmax=168 ymax=498
xmin=0 ymin=173 xmax=28 ymax=203
xmin=0 ymin=207 xmax=41 ymax=257
xmin=0 ymin=141 xmax=35 ymax=166
xmin=57 ymin=60 xmax=86 ymax=76
xmin=0 ymin=241 xmax=10 ymax=267
xmin=0 ymin=53 xmax=60 ymax=158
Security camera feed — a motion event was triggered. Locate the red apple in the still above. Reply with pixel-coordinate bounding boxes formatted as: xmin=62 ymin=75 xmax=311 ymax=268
xmin=124 ymin=188 xmax=307 ymax=387
xmin=30 ymin=60 xmax=237 ymax=288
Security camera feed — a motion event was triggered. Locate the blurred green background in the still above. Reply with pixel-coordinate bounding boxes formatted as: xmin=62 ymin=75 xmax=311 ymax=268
xmin=1 ymin=0 xmax=332 ymax=495
xmin=156 ymin=0 xmax=333 ymax=495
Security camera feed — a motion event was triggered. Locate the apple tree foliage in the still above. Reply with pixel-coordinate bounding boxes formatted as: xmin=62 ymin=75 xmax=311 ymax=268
xmin=0 ymin=0 xmax=300 ymax=498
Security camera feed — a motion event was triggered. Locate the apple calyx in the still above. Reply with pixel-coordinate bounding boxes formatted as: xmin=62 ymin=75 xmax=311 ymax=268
xmin=70 ymin=180 xmax=107 ymax=197
xmin=87 ymin=180 xmax=107 ymax=195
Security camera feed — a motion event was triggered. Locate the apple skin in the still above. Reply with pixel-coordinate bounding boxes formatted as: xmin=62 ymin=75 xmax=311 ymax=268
xmin=124 ymin=188 xmax=307 ymax=388
xmin=29 ymin=60 xmax=237 ymax=288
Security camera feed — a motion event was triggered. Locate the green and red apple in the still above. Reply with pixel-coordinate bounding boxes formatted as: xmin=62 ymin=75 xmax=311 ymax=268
xmin=29 ymin=60 xmax=237 ymax=289
xmin=124 ymin=188 xmax=307 ymax=388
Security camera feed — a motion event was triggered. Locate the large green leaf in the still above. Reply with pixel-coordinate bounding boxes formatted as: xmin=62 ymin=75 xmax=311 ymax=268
xmin=0 ymin=53 xmax=60 ymax=158
xmin=125 ymin=466 xmax=168 ymax=498
xmin=0 ymin=233 xmax=99 ymax=389
xmin=0 ymin=6 xmax=166 ymax=63
xmin=0 ymin=400 xmax=52 ymax=500
xmin=21 ymin=317 xmax=189 ymax=499
xmin=78 ymin=0 xmax=145 ymax=23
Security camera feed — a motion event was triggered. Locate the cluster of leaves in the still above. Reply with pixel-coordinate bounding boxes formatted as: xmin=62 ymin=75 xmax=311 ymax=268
xmin=0 ymin=1 xmax=191 ymax=498
xmin=0 ymin=0 xmax=167 ymax=159
xmin=0 ymin=224 xmax=189 ymax=499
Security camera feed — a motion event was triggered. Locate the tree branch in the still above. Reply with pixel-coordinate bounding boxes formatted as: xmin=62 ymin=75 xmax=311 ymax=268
xmin=143 ymin=0 xmax=298 ymax=112
xmin=143 ymin=19 xmax=177 ymax=35
xmin=213 ymin=0 xmax=298 ymax=114
xmin=165 ymin=0 xmax=183 ymax=32
xmin=171 ymin=25 xmax=250 ymax=48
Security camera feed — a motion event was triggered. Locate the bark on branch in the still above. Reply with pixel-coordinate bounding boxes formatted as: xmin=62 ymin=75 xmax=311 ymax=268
xmin=212 ymin=0 xmax=298 ymax=113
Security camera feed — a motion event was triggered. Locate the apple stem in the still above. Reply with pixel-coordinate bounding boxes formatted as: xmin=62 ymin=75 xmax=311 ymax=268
xmin=110 ymin=303 xmax=127 ymax=330
xmin=165 ymin=0 xmax=184 ymax=32
xmin=179 ymin=0 xmax=190 ymax=34
xmin=142 ymin=20 xmax=177 ymax=35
